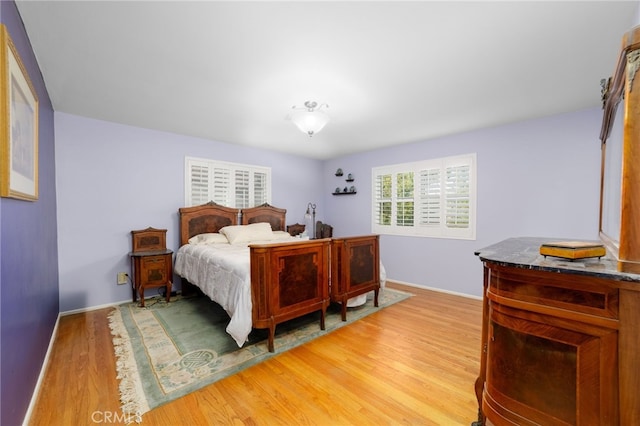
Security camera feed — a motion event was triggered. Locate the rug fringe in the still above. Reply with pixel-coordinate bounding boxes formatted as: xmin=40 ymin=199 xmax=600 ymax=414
xmin=108 ymin=307 xmax=150 ymax=423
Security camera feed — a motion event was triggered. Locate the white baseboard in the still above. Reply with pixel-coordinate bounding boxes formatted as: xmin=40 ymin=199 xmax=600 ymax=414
xmin=386 ymin=278 xmax=482 ymax=301
xmin=60 ymin=293 xmax=168 ymax=316
xmin=22 ymin=313 xmax=61 ymax=426
xmin=61 ymin=283 xmax=479 ymax=317
xmin=60 ymin=298 xmax=131 ymax=316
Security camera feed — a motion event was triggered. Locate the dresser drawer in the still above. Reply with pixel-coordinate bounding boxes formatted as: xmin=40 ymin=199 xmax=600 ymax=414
xmin=488 ymin=264 xmax=619 ymax=321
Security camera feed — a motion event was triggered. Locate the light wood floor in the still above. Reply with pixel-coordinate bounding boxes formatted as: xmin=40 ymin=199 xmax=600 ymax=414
xmin=28 ymin=283 xmax=483 ymax=425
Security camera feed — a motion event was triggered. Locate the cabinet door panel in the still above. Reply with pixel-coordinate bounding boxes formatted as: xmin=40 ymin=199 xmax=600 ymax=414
xmin=485 ymin=307 xmax=618 ymax=425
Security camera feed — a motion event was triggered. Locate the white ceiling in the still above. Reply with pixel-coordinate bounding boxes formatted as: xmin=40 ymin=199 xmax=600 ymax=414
xmin=15 ymin=1 xmax=637 ymax=160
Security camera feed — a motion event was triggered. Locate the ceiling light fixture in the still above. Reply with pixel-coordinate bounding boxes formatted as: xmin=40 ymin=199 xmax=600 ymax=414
xmin=290 ymin=101 xmax=329 ymax=137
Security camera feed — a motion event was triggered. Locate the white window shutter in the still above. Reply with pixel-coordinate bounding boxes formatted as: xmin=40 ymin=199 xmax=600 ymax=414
xmin=187 ymin=160 xmax=210 ymax=207
xmin=396 ymin=172 xmax=414 ymax=227
xmin=372 ymin=154 xmax=476 ymax=239
xmin=419 ymin=168 xmax=441 ymax=226
xmin=374 ymin=173 xmax=392 ymax=226
xmin=253 ymin=171 xmax=268 ymax=206
xmin=234 ymin=169 xmax=250 ymax=208
xmin=445 ymin=164 xmax=470 ymax=229
xmin=185 ymin=157 xmax=271 ymax=208
xmin=212 ymin=167 xmax=231 ymax=206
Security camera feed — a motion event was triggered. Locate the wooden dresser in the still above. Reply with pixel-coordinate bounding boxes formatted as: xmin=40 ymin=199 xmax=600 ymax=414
xmin=474 ymin=237 xmax=640 ymax=425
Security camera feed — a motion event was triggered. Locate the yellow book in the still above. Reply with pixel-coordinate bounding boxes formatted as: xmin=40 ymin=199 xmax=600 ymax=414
xmin=540 ymin=241 xmax=606 ymax=260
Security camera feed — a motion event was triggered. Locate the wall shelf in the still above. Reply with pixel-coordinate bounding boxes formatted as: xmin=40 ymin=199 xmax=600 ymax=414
xmin=333 ymin=168 xmax=356 ymax=195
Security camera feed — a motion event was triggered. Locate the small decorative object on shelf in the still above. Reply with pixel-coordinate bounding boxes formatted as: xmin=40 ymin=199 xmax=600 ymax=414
xmin=332 ymin=170 xmax=357 ymax=195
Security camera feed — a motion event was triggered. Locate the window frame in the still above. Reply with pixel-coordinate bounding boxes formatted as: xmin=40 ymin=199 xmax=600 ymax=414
xmin=184 ymin=156 xmax=271 ymax=208
xmin=371 ymin=153 xmax=477 ymax=240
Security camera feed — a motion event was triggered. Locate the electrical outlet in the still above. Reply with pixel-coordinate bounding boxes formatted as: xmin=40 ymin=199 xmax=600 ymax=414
xmin=117 ymin=272 xmax=128 ymax=285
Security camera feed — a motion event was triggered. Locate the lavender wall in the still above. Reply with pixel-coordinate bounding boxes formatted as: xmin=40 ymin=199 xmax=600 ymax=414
xmin=0 ymin=2 xmax=58 ymax=425
xmin=56 ymin=106 xmax=603 ymax=311
xmin=55 ymin=113 xmax=325 ymax=312
xmin=323 ymin=108 xmax=603 ymax=297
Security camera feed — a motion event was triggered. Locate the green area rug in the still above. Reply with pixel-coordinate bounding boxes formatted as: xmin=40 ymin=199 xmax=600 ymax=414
xmin=108 ymin=288 xmax=412 ymax=418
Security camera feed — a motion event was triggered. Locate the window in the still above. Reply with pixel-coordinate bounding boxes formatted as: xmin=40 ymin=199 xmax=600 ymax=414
xmin=372 ymin=154 xmax=476 ymax=239
xmin=185 ymin=157 xmax=271 ymax=208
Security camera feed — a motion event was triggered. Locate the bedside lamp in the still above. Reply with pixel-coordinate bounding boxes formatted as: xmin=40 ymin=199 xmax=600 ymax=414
xmin=304 ymin=202 xmax=316 ymax=239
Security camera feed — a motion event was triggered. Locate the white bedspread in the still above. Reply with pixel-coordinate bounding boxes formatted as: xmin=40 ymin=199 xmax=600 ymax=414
xmin=174 ymin=243 xmax=256 ymax=347
xmin=174 ymin=237 xmax=302 ymax=347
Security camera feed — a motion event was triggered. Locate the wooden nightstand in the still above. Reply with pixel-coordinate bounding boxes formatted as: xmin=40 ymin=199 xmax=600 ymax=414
xmin=130 ymin=227 xmax=172 ymax=307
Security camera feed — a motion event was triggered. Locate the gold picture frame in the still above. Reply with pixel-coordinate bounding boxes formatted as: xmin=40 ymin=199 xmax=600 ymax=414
xmin=0 ymin=24 xmax=39 ymax=201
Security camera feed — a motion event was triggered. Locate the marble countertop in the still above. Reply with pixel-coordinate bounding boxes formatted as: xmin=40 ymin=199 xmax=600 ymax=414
xmin=475 ymin=237 xmax=640 ymax=283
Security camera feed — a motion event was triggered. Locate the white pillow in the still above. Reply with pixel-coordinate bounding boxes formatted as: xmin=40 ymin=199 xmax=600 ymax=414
xmin=220 ymin=222 xmax=274 ymax=244
xmin=187 ymin=233 xmax=228 ymax=245
xmin=271 ymin=230 xmax=296 ymax=241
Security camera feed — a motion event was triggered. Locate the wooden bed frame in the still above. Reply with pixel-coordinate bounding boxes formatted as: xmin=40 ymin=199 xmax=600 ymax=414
xmin=330 ymin=235 xmax=380 ymax=321
xmin=177 ymin=202 xmax=381 ymax=351
xmin=178 ymin=202 xmax=330 ymax=352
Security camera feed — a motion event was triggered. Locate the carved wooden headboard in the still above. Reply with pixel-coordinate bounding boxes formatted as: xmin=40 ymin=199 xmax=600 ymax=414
xmin=178 ymin=202 xmax=288 ymax=246
xmin=241 ymin=203 xmax=287 ymax=232
xmin=178 ymin=202 xmax=239 ymax=246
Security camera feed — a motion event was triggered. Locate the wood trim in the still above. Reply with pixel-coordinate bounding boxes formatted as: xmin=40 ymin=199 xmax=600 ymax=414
xmin=600 ymin=25 xmax=640 ymax=272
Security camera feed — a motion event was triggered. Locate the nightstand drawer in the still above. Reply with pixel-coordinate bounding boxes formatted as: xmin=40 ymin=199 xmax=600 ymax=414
xmin=140 ymin=255 xmax=170 ymax=283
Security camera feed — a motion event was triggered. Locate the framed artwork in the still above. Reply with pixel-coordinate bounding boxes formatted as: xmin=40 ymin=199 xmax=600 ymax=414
xmin=0 ymin=24 xmax=39 ymax=201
